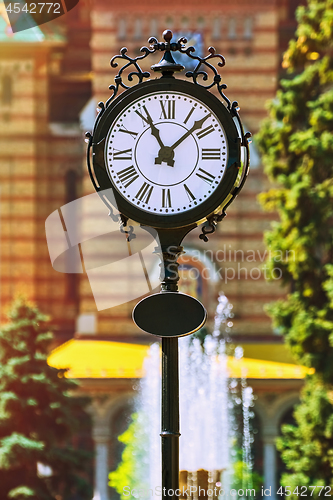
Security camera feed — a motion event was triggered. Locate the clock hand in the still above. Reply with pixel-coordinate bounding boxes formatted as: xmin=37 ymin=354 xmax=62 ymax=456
xmin=150 ymin=123 xmax=165 ymax=149
xmin=145 ymin=115 xmax=176 ymax=167
xmin=144 ymin=114 xmax=165 ymax=149
xmin=154 ymin=113 xmax=212 ymax=167
xmin=170 ymin=113 xmax=212 ymax=150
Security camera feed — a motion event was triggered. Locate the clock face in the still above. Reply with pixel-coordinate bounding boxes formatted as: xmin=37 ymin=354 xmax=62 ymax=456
xmin=105 ymin=91 xmax=228 ymax=216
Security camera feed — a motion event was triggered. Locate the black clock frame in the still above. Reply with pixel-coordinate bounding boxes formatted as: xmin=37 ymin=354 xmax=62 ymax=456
xmin=91 ymin=78 xmax=241 ymax=230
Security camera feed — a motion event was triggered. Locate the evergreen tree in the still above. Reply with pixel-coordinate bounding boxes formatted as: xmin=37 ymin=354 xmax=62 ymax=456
xmin=256 ymin=0 xmax=333 ymax=494
xmin=0 ymin=298 xmax=93 ymax=500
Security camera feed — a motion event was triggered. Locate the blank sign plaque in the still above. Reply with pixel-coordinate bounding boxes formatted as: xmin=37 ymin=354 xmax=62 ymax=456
xmin=133 ymin=292 xmax=207 ymax=338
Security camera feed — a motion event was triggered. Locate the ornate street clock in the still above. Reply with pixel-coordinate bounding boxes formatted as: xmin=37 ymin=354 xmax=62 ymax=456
xmin=86 ymin=30 xmax=251 ymax=496
xmin=87 ymin=29 xmax=251 ymax=335
xmin=87 ymin=30 xmax=251 ymax=244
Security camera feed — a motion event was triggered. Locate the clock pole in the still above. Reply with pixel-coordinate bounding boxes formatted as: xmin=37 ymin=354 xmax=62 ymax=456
xmin=134 ymin=231 xmax=207 ymax=498
xmin=161 ymin=335 xmax=179 ymax=496
xmin=160 ymin=245 xmax=183 ymax=497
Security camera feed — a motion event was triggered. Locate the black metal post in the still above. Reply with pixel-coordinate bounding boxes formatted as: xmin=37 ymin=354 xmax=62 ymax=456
xmin=160 ymin=245 xmax=183 ymax=498
xmin=161 ymin=337 xmax=180 ymax=498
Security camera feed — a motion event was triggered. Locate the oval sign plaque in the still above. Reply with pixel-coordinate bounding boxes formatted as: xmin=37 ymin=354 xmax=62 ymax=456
xmin=133 ymin=292 xmax=207 ymax=338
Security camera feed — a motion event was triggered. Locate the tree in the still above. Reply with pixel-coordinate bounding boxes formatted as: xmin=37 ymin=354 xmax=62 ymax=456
xmin=256 ymin=0 xmax=333 ymax=494
xmin=0 ymin=298 xmax=93 ymax=500
xmin=108 ymin=412 xmax=149 ymax=500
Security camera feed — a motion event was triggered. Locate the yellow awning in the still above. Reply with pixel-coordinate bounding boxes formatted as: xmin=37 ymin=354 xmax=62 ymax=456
xmin=48 ymin=339 xmax=314 ymax=380
xmin=240 ymin=343 xmax=297 ymax=365
xmin=48 ymin=339 xmax=149 ymax=379
xmin=226 ymin=356 xmax=313 ymax=379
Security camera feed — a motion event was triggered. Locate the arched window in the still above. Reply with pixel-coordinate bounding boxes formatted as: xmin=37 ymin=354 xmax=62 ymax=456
xmin=212 ymin=17 xmax=221 ymax=40
xmin=133 ymin=18 xmax=142 ymax=40
xmin=243 ymin=17 xmax=253 ymax=39
xmin=197 ymin=17 xmax=205 ymax=30
xmin=228 ymin=18 xmax=237 ymax=39
xmin=150 ymin=18 xmax=158 ymax=37
xmin=117 ymin=17 xmax=127 ymax=40
xmin=181 ymin=16 xmax=189 ymax=30
xmin=165 ymin=16 xmax=173 ymax=29
xmin=2 ymin=75 xmax=13 ymax=105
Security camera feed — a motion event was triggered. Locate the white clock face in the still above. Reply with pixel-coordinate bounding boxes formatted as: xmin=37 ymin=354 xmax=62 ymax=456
xmin=105 ymin=91 xmax=228 ymax=215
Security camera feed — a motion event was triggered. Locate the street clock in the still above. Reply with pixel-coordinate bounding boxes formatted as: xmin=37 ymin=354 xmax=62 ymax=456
xmin=86 ymin=30 xmax=251 ymax=495
xmin=87 ymin=30 xmax=250 ymax=242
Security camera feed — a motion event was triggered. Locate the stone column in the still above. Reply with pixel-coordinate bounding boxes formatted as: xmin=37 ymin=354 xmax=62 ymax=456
xmin=89 ymin=392 xmax=135 ymax=500
xmin=263 ymin=436 xmax=277 ymax=500
xmin=93 ymin=432 xmax=110 ymax=500
xmin=89 ymin=398 xmax=113 ymax=500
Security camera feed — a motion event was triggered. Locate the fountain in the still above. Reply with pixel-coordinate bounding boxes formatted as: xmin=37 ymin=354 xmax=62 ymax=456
xmin=109 ymin=293 xmax=255 ymax=499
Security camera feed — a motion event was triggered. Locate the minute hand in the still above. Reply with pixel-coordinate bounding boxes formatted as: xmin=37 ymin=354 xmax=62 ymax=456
xmin=170 ymin=113 xmax=212 ymax=150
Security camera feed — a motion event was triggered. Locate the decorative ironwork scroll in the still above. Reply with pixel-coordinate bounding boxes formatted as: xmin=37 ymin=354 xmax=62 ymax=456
xmin=103 ymin=29 xmax=231 ymax=109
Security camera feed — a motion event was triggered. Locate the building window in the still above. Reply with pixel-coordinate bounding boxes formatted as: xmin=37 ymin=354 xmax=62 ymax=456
xmin=2 ymin=75 xmax=13 ymax=105
xmin=181 ymin=17 xmax=189 ymax=30
xmin=165 ymin=16 xmax=173 ymax=29
xmin=228 ymin=18 xmax=237 ymax=39
xmin=243 ymin=17 xmax=253 ymax=39
xmin=118 ymin=17 xmax=127 ymax=40
xmin=133 ymin=18 xmax=142 ymax=40
xmin=212 ymin=17 xmax=221 ymax=40
xmin=150 ymin=18 xmax=158 ymax=37
xmin=197 ymin=17 xmax=205 ymax=31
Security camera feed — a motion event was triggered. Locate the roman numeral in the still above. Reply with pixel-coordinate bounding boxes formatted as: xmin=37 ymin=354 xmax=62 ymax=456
xmin=196 ymin=125 xmax=215 ymax=140
xmin=135 ymin=105 xmax=153 ymax=127
xmin=113 ymin=148 xmax=132 ymax=160
xmin=118 ymin=126 xmax=138 ymax=139
xmin=117 ymin=166 xmax=139 ymax=188
xmin=184 ymin=184 xmax=196 ymax=202
xmin=184 ymin=106 xmax=195 ymax=125
xmin=196 ymin=168 xmax=215 ymax=184
xmin=159 ymin=100 xmax=175 ymax=120
xmin=162 ymin=188 xmax=172 ymax=208
xmin=135 ymin=182 xmax=154 ymax=204
xmin=202 ymin=148 xmax=221 ymax=160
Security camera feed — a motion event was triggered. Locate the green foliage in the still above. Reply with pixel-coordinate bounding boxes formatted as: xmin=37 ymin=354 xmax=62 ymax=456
xmin=109 ymin=412 xmax=149 ymax=499
xmin=0 ymin=298 xmax=92 ymax=500
xmin=231 ymin=449 xmax=263 ymax=493
xmin=277 ymin=377 xmax=333 ymax=494
xmin=256 ymin=0 xmax=333 ymax=490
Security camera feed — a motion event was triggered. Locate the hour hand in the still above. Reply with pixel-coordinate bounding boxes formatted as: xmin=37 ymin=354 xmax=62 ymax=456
xmin=140 ymin=110 xmax=165 ymax=149
xmin=146 ymin=118 xmax=176 ymax=166
xmin=150 ymin=122 xmax=165 ymax=149
xmin=148 ymin=123 xmax=174 ymax=166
